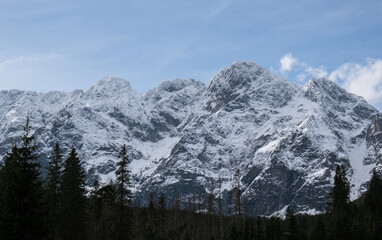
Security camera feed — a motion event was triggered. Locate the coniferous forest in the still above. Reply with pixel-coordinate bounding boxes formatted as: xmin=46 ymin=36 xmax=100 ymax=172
xmin=0 ymin=119 xmax=381 ymax=240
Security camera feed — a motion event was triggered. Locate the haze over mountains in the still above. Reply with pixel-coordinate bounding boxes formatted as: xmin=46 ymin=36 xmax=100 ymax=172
xmin=0 ymin=61 xmax=380 ymax=216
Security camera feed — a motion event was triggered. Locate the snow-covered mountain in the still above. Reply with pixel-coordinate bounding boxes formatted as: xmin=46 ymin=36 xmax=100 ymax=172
xmin=0 ymin=61 xmax=381 ymax=216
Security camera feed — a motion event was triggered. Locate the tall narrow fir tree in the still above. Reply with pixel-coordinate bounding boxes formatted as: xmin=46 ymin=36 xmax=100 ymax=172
xmin=60 ymin=147 xmax=86 ymax=240
xmin=0 ymin=117 xmax=45 ymax=240
xmin=115 ymin=144 xmax=132 ymax=240
xmin=45 ymin=143 xmax=63 ymax=240
xmin=327 ymin=165 xmax=351 ymax=240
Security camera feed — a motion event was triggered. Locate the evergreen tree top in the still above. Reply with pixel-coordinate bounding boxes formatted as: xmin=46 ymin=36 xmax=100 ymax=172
xmin=327 ymin=164 xmax=350 ymax=214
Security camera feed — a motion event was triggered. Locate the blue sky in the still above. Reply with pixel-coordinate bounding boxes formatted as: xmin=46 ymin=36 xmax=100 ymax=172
xmin=1 ymin=0 xmax=382 ymax=107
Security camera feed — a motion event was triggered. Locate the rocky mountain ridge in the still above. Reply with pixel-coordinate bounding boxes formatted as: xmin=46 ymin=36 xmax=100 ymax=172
xmin=0 ymin=61 xmax=381 ymax=216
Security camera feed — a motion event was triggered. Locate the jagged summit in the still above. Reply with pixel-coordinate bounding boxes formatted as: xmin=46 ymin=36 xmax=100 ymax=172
xmin=208 ymin=61 xmax=285 ymax=89
xmin=0 ymin=61 xmax=380 ymax=216
xmin=91 ymin=76 xmax=132 ymax=87
xmin=304 ymin=77 xmax=364 ymax=105
xmin=205 ymin=61 xmax=295 ymax=112
xmin=86 ymin=76 xmax=135 ymax=99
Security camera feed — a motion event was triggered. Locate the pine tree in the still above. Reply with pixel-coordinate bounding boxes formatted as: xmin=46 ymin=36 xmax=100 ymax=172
xmin=265 ymin=217 xmax=282 ymax=240
xmin=254 ymin=216 xmax=264 ymax=240
xmin=364 ymin=169 xmax=382 ymax=216
xmin=217 ymin=176 xmax=224 ymax=240
xmin=115 ymin=144 xmax=132 ymax=240
xmin=186 ymin=196 xmax=193 ymax=211
xmin=243 ymin=217 xmax=253 ymax=240
xmin=173 ymin=196 xmax=181 ymax=211
xmin=364 ymin=169 xmax=382 ymax=240
xmin=157 ymin=193 xmax=167 ymax=240
xmin=158 ymin=193 xmax=166 ymax=210
xmin=97 ymin=181 xmax=118 ymax=240
xmin=283 ymin=207 xmax=298 ymax=240
xmin=229 ymin=224 xmax=239 ymax=240
xmin=327 ymin=165 xmax=350 ymax=213
xmin=309 ymin=215 xmax=326 ymax=240
xmin=208 ymin=180 xmax=216 ymax=214
xmin=144 ymin=192 xmax=162 ymax=240
xmin=45 ymin=143 xmax=63 ymax=240
xmin=326 ymin=165 xmax=351 ymax=240
xmin=0 ymin=145 xmax=22 ymax=239
xmin=0 ymin=117 xmax=45 ymax=240
xmin=198 ymin=193 xmax=203 ymax=212
xmin=60 ymin=147 xmax=86 ymax=240
xmin=232 ymin=169 xmax=241 ymax=216
xmin=88 ymin=178 xmax=102 ymax=240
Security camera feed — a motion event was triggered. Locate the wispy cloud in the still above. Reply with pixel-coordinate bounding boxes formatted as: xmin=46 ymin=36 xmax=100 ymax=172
xmin=0 ymin=54 xmax=63 ymax=70
xmin=304 ymin=65 xmax=328 ymax=79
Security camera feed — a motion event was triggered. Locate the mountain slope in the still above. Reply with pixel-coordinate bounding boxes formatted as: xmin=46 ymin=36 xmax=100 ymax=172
xmin=0 ymin=62 xmax=380 ymax=215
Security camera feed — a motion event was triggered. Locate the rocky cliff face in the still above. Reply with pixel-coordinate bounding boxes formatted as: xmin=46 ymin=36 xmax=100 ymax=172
xmin=0 ymin=62 xmax=380 ymax=216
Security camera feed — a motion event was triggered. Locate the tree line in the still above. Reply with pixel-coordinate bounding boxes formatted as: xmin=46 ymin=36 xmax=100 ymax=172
xmin=0 ymin=118 xmax=381 ymax=240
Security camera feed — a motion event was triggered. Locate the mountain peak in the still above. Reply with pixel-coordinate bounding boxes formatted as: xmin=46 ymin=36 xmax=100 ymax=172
xmin=208 ymin=61 xmax=283 ymax=91
xmin=231 ymin=60 xmax=263 ymax=68
xmin=205 ymin=61 xmax=291 ymax=111
xmin=86 ymin=76 xmax=135 ymax=98
xmin=91 ymin=76 xmax=132 ymax=89
xmin=304 ymin=77 xmax=363 ymax=105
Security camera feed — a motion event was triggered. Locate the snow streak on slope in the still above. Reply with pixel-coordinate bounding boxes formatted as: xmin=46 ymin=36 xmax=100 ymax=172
xmin=347 ymin=141 xmax=376 ymax=200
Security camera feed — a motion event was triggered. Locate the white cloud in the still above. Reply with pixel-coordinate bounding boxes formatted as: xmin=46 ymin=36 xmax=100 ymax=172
xmin=279 ymin=52 xmax=382 ymax=106
xmin=279 ymin=53 xmax=327 ymax=80
xmin=329 ymin=59 xmax=382 ymax=103
xmin=304 ymin=65 xmax=328 ymax=79
xmin=280 ymin=53 xmax=298 ymax=72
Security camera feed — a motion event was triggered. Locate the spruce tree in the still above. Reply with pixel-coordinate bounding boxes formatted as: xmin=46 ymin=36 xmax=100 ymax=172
xmin=88 ymin=178 xmax=102 ymax=240
xmin=115 ymin=144 xmax=132 ymax=240
xmin=309 ymin=215 xmax=326 ymax=240
xmin=60 ymin=147 xmax=86 ymax=240
xmin=243 ymin=217 xmax=253 ymax=240
xmin=265 ymin=217 xmax=282 ymax=240
xmin=97 ymin=181 xmax=118 ymax=240
xmin=232 ymin=169 xmax=241 ymax=216
xmin=364 ymin=169 xmax=382 ymax=216
xmin=254 ymin=216 xmax=264 ymax=240
xmin=327 ymin=165 xmax=351 ymax=240
xmin=229 ymin=224 xmax=239 ymax=240
xmin=45 ymin=143 xmax=63 ymax=240
xmin=0 ymin=117 xmax=45 ymax=240
xmin=0 ymin=145 xmax=22 ymax=239
xmin=364 ymin=169 xmax=382 ymax=239
xmin=283 ymin=207 xmax=298 ymax=240
xmin=327 ymin=165 xmax=350 ymax=213
xmin=157 ymin=193 xmax=167 ymax=239
xmin=144 ymin=192 xmax=162 ymax=240
xmin=158 ymin=193 xmax=166 ymax=210
xmin=208 ymin=180 xmax=216 ymax=214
